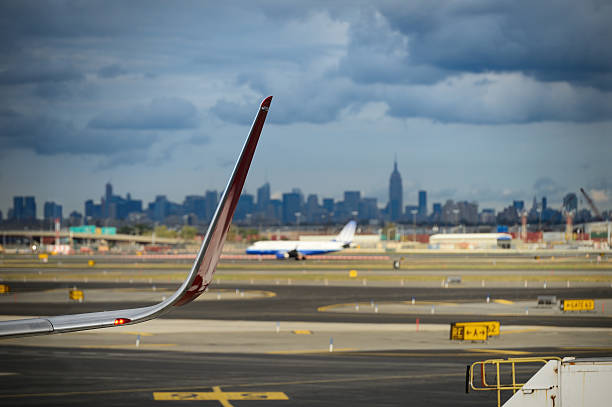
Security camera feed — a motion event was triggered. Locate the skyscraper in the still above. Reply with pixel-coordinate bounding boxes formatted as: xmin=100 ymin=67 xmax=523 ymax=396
xmin=24 ymin=197 xmax=36 ymax=220
xmin=12 ymin=197 xmax=24 ymax=220
xmin=256 ymin=182 xmax=270 ymax=212
xmin=418 ymin=190 xmax=427 ymax=218
xmin=388 ymin=160 xmax=403 ymax=221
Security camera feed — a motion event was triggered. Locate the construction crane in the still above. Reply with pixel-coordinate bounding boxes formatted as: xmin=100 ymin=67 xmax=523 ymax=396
xmin=580 ymin=188 xmax=602 ymax=219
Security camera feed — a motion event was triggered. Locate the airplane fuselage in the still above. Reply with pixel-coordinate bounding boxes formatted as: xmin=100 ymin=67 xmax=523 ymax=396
xmin=246 ymin=240 xmax=345 ymax=258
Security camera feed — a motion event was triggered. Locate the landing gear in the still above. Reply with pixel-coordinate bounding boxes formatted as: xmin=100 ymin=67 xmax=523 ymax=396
xmin=288 ymin=249 xmax=307 ymax=260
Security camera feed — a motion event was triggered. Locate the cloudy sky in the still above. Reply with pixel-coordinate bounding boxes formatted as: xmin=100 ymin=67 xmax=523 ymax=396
xmin=1 ymin=0 xmax=611 ymax=217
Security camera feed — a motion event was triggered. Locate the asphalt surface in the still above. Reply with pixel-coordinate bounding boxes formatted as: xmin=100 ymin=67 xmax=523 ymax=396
xmin=2 ymin=345 xmax=611 ymax=407
xmin=2 ymin=271 xmax=611 ymax=406
xmin=2 ymin=281 xmax=612 ymax=327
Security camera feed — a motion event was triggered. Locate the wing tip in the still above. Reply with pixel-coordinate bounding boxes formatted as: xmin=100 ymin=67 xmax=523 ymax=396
xmin=261 ymin=96 xmax=273 ymax=110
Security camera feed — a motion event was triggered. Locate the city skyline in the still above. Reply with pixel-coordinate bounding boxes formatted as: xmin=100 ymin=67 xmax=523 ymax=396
xmin=1 ymin=2 xmax=611 ymax=218
xmin=2 ymin=160 xmax=606 ymax=226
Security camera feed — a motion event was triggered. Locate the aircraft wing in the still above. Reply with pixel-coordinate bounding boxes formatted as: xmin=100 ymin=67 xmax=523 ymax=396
xmin=0 ymin=96 xmax=273 ymax=338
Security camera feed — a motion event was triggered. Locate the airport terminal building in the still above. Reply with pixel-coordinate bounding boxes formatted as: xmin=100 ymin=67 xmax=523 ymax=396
xmin=429 ymin=233 xmax=512 ymax=249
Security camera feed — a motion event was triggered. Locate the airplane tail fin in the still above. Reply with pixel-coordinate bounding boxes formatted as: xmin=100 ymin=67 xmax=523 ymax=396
xmin=333 ymin=220 xmax=356 ymax=245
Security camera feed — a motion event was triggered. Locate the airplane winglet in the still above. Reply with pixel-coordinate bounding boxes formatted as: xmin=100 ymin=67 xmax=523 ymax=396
xmin=0 ymin=96 xmax=272 ymax=338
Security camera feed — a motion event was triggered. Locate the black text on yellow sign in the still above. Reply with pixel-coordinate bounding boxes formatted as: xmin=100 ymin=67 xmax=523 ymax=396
xmin=0 ymin=284 xmax=9 ymax=294
xmin=561 ymin=299 xmax=595 ymax=311
xmin=450 ymin=321 xmax=500 ymax=341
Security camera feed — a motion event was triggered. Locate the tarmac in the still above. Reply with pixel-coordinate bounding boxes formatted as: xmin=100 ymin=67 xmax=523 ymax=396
xmin=1 ymin=255 xmax=611 ymax=406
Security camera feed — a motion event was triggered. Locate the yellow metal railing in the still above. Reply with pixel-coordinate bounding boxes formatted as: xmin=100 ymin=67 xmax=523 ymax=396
xmin=466 ymin=356 xmax=561 ymax=407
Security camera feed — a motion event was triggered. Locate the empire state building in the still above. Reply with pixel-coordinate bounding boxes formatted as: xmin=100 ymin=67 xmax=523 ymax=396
xmin=388 ymin=160 xmax=403 ymax=221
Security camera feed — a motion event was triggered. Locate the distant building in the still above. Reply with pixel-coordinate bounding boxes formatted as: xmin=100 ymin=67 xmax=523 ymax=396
xmin=322 ymin=198 xmax=334 ymax=214
xmin=12 ymin=197 xmax=24 ymax=220
xmin=358 ymin=197 xmax=378 ymax=221
xmin=183 ymin=195 xmax=207 ymax=220
xmin=235 ymin=193 xmax=255 ymax=221
xmin=441 ymin=200 xmax=458 ymax=224
xmin=513 ymin=200 xmax=525 ymax=213
xmin=344 ymin=191 xmax=361 ymax=215
xmin=418 ymin=190 xmax=427 ymax=218
xmin=204 ymin=190 xmax=218 ymax=222
xmin=305 ymin=194 xmax=321 ymax=223
xmin=256 ymin=182 xmax=270 ymax=213
xmin=388 ymin=160 xmax=403 ymax=221
xmin=457 ymin=201 xmax=478 ymax=225
xmin=479 ymin=208 xmax=496 ymax=224
xmin=282 ymin=192 xmax=301 ymax=224
xmin=431 ymin=202 xmax=442 ymax=223
xmin=153 ymin=195 xmax=169 ymax=221
xmin=405 ymin=205 xmax=418 ymax=219
xmin=24 ymin=197 xmax=36 ymax=220
xmin=43 ymin=201 xmax=63 ymax=220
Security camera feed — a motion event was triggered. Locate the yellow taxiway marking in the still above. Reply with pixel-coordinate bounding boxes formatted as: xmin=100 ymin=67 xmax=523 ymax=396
xmin=469 ymin=349 xmax=531 ymax=355
xmin=493 ymin=299 xmax=514 ymax=305
xmin=267 ymin=348 xmax=356 ymax=354
xmin=500 ymin=328 xmax=541 ymax=335
xmin=292 ymin=329 xmax=312 ymax=335
xmin=154 ymin=386 xmax=288 ymax=406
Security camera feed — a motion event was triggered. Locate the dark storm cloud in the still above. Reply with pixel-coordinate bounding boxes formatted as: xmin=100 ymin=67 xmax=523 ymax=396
xmin=1 ymin=0 xmax=611 ymax=130
xmin=0 ymin=65 xmax=84 ymax=85
xmin=0 ymin=113 xmax=158 ymax=156
xmin=88 ymin=98 xmax=198 ymax=130
xmin=376 ymin=0 xmax=612 ymax=89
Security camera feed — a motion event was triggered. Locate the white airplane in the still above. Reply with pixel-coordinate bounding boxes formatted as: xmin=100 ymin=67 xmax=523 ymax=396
xmin=0 ymin=96 xmax=273 ymax=338
xmin=246 ymin=220 xmax=357 ymax=260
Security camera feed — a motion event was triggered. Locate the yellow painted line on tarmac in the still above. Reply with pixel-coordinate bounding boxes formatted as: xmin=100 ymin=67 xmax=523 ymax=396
xmin=500 ymin=328 xmax=541 ymax=335
xmin=267 ymin=348 xmax=356 ymax=354
xmin=469 ymin=349 xmax=532 ymax=355
xmin=80 ymin=344 xmax=175 ymax=349
xmin=494 ymin=299 xmax=514 ymax=305
xmin=154 ymin=386 xmax=289 ymax=405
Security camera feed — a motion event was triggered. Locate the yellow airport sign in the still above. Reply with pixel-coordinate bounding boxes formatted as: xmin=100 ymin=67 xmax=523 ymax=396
xmin=561 ymin=299 xmax=595 ymax=311
xmin=292 ymin=329 xmax=313 ymax=335
xmin=0 ymin=284 xmax=9 ymax=294
xmin=451 ymin=321 xmax=500 ymax=341
xmin=38 ymin=253 xmax=48 ymax=260
xmin=349 ymin=269 xmax=358 ymax=278
xmin=88 ymin=260 xmax=95 ymax=267
xmin=69 ymin=289 xmax=84 ymax=301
